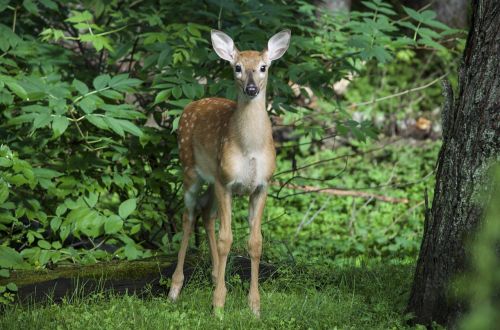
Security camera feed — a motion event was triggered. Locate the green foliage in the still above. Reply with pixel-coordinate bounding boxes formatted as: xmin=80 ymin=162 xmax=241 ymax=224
xmin=226 ymin=140 xmax=441 ymax=262
xmin=0 ymin=0 xmax=455 ymax=282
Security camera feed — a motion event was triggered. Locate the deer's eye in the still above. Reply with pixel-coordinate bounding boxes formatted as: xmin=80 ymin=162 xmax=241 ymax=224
xmin=260 ymin=65 xmax=266 ymax=72
xmin=235 ymin=65 xmax=242 ymax=73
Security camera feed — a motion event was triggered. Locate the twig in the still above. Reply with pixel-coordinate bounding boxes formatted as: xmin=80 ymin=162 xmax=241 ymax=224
xmin=274 ymin=138 xmax=401 ymax=177
xmin=351 ymin=74 xmax=447 ymax=107
xmin=12 ymin=5 xmax=17 ymax=33
xmin=295 ymin=197 xmax=330 ymax=238
xmin=127 ymin=37 xmax=139 ymax=72
xmin=271 ymin=182 xmax=409 ymax=204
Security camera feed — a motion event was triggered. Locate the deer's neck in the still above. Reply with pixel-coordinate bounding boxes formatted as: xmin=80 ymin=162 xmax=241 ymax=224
xmin=230 ymin=90 xmax=272 ymax=152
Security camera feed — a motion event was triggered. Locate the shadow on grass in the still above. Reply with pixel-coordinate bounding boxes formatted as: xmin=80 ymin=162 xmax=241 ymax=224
xmin=1 ymin=257 xmax=416 ymax=329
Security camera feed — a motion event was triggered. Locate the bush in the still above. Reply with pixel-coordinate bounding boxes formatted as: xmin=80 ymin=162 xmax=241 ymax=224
xmin=0 ymin=0 xmax=456 ymax=273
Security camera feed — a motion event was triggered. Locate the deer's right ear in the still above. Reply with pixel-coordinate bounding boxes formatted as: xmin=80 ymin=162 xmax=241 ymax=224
xmin=211 ymin=30 xmax=237 ymax=64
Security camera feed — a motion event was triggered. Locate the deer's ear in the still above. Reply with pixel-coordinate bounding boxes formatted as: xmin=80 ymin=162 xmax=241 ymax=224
xmin=211 ymin=30 xmax=238 ymax=64
xmin=267 ymin=29 xmax=291 ymax=62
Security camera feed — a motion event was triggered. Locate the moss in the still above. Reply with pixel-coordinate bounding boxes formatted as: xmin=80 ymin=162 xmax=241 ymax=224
xmin=1 ymin=255 xmax=195 ymax=287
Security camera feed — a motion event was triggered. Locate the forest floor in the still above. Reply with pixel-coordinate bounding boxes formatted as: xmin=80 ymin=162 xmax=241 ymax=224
xmin=0 ymin=258 xmax=416 ymax=329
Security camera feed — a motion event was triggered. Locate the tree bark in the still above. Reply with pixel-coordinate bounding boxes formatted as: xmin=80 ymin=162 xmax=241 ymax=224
xmin=406 ymin=0 xmax=499 ymax=327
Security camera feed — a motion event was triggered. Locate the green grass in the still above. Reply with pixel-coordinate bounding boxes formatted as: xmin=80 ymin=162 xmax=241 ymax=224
xmin=0 ymin=259 xmax=415 ymax=329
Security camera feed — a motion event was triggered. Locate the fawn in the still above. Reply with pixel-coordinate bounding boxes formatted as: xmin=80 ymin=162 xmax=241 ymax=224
xmin=168 ymin=29 xmax=291 ymax=317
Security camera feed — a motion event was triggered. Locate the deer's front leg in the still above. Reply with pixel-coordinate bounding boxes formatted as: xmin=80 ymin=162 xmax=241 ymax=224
xmin=213 ymin=181 xmax=232 ymax=316
xmin=247 ymin=186 xmax=267 ymax=317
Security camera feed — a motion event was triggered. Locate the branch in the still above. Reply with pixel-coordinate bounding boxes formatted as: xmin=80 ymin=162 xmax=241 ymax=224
xmin=274 ymin=138 xmax=401 ymax=177
xmin=271 ymin=182 xmax=409 ymax=204
xmin=351 ymin=74 xmax=448 ymax=107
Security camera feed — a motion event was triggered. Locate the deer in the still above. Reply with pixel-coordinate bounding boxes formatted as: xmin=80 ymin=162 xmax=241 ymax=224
xmin=167 ymin=29 xmax=291 ymax=317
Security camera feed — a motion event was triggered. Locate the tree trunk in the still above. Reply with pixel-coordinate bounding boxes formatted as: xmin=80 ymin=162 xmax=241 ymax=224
xmin=406 ymin=0 xmax=499 ymax=327
xmin=432 ymin=0 xmax=469 ymax=29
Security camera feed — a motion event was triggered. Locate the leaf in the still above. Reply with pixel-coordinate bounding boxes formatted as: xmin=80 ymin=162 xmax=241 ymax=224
xmin=33 ymin=113 xmax=53 ymax=130
xmin=65 ymin=10 xmax=93 ymax=23
xmin=33 ymin=168 xmax=63 ymax=179
xmin=0 ymin=0 xmax=9 ymax=13
xmin=123 ymin=243 xmax=141 ymax=260
xmin=93 ymin=74 xmax=110 ymax=90
xmin=0 ymin=246 xmax=29 ymax=269
xmin=0 ymin=182 xmax=8 ymax=204
xmin=23 ymin=0 xmax=39 ymax=14
xmin=6 ymin=282 xmax=17 ymax=291
xmin=0 ymin=269 xmax=9 ymax=278
xmin=40 ymin=0 xmax=58 ymax=10
xmin=6 ymin=82 xmax=28 ymax=100
xmin=109 ymin=74 xmax=142 ymax=91
xmin=104 ymin=215 xmax=123 ymax=234
xmin=72 ymin=79 xmax=89 ymax=95
xmin=52 ymin=116 xmax=70 ymax=138
xmin=50 ymin=216 xmax=62 ymax=231
xmin=59 ymin=223 xmax=70 ymax=242
xmin=99 ymin=89 xmax=123 ymax=100
xmin=118 ymin=120 xmax=143 ymax=137
xmin=104 ymin=117 xmax=124 ymax=137
xmin=154 ymin=90 xmax=169 ymax=105
xmin=182 ymin=84 xmax=196 ymax=99
xmin=419 ymin=37 xmax=446 ymax=51
xmin=420 ymin=10 xmax=437 ymax=21
xmin=172 ymin=86 xmax=182 ymax=99
xmin=157 ymin=49 xmax=171 ymax=68
xmin=84 ymin=192 xmax=98 ymax=208
xmin=403 ymin=6 xmax=422 ymax=21
xmin=119 ymin=198 xmax=136 ymax=219
xmin=166 ymin=99 xmax=191 ymax=108
xmin=37 ymin=240 xmax=52 ymax=249
xmin=7 ymin=174 xmax=28 ymax=186
xmin=86 ymin=114 xmax=108 ymax=129
xmin=418 ymin=27 xmax=442 ymax=39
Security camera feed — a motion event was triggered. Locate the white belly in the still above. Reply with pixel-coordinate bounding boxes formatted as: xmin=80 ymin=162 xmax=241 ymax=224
xmin=229 ymin=153 xmax=269 ymax=195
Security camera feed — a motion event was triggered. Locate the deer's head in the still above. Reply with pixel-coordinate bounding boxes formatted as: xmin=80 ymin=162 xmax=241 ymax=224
xmin=211 ymin=29 xmax=291 ymax=99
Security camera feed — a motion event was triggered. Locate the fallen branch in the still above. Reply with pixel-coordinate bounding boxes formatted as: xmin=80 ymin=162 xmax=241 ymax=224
xmin=271 ymin=182 xmax=409 ymax=204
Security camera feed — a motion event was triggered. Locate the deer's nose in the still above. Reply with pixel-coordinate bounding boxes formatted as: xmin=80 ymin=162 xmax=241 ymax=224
xmin=245 ymin=84 xmax=259 ymax=97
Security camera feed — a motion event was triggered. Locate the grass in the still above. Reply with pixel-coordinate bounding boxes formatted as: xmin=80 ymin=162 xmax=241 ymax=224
xmin=0 ymin=258 xmax=416 ymax=329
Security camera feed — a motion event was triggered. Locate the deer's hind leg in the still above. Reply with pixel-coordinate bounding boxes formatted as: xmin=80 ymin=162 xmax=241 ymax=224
xmin=200 ymin=185 xmax=219 ymax=284
xmin=168 ymin=172 xmax=201 ymax=301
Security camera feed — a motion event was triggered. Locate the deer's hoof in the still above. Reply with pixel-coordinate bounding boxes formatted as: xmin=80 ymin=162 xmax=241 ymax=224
xmin=213 ymin=306 xmax=224 ymax=320
xmin=168 ymin=284 xmax=182 ymax=301
xmin=248 ymin=296 xmax=260 ymax=318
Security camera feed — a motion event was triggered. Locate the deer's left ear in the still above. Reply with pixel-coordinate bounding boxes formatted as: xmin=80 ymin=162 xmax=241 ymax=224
xmin=211 ymin=29 xmax=238 ymax=64
xmin=266 ymin=29 xmax=291 ymax=62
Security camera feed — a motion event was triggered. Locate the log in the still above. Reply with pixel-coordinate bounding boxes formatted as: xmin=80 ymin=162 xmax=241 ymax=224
xmin=0 ymin=253 xmax=276 ymax=304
